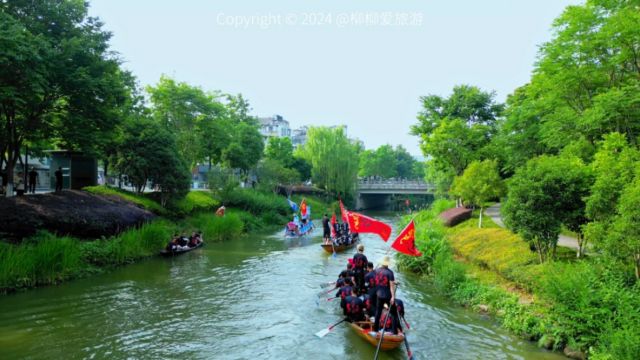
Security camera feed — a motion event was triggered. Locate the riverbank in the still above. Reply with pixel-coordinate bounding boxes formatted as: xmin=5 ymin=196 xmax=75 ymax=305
xmin=0 ymin=186 xmax=333 ymax=294
xmin=397 ymin=201 xmax=640 ymax=360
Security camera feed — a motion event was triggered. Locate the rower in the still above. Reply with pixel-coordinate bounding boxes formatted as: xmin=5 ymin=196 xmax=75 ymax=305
xmin=364 ymin=262 xmax=377 ymax=315
xmin=373 ymin=256 xmax=396 ymax=332
xmin=377 ymin=306 xmax=398 ymax=334
xmin=352 ymin=244 xmax=368 ymax=294
xmin=344 ymin=287 xmax=365 ymax=322
xmin=338 ymin=262 xmax=355 ymax=284
xmin=336 ymin=277 xmax=354 ymax=311
xmin=361 ymin=293 xmax=374 ymax=318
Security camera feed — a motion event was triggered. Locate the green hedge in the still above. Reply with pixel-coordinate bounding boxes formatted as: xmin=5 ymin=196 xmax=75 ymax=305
xmin=84 ymin=186 xmax=167 ymax=215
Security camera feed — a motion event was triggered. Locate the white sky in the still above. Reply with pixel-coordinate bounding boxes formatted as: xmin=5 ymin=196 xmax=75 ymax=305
xmin=89 ymin=0 xmax=582 ymax=156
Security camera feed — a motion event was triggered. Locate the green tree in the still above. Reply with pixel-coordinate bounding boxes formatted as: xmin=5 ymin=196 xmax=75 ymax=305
xmin=298 ymin=126 xmax=360 ymax=199
xmin=222 ymin=122 xmax=264 ymax=177
xmin=584 ymin=133 xmax=640 ymax=259
xmin=265 ymin=137 xmax=294 ymax=167
xmin=450 ymin=160 xmax=504 ymax=228
xmin=0 ymin=1 xmax=130 ymax=195
xmin=359 ymin=145 xmax=397 ymax=178
xmin=394 ymin=145 xmax=418 ymax=179
xmin=255 ymin=159 xmax=299 ymax=194
xmin=610 ymin=179 xmax=640 ymax=279
xmin=114 ymin=117 xmax=190 ymax=206
xmin=524 ymin=0 xmax=640 ymax=150
xmin=411 ymin=85 xmax=503 ymax=190
xmin=503 ymin=155 xmax=592 ymax=262
xmin=147 ymin=76 xmax=226 ymax=167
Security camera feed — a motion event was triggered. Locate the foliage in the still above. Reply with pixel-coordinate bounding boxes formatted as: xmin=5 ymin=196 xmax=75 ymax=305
xmin=297 ymin=126 xmax=360 ymax=199
xmin=411 ymin=85 xmax=504 ymax=188
xmin=146 ymin=76 xmax=227 ymax=167
xmin=451 ymin=159 xmax=504 ymax=227
xmin=83 ymin=185 xmax=167 ymax=215
xmin=185 ymin=213 xmax=243 ymax=242
xmin=0 ymin=0 xmax=131 ymax=194
xmin=503 ymin=155 xmax=592 ymax=262
xmin=255 ymin=159 xmax=299 ymax=193
xmin=220 ymin=188 xmax=290 ymax=219
xmin=396 ymin=199 xmax=454 ymax=274
xmin=359 ymin=144 xmax=422 ymax=179
xmin=173 ymin=191 xmax=220 ymax=216
xmin=207 ymin=166 xmax=240 ymax=199
xmin=222 ymin=121 xmax=264 ymax=174
xmin=265 ymin=137 xmax=294 ymax=167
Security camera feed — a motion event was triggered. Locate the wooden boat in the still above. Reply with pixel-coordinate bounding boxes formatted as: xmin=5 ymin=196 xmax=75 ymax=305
xmin=348 ymin=320 xmax=405 ymax=351
xmin=160 ymin=240 xmax=204 ymax=257
xmin=320 ymin=236 xmax=359 ymax=254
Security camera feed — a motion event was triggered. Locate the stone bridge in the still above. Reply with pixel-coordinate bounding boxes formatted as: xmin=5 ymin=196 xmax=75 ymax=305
xmin=355 ymin=179 xmax=435 ymax=210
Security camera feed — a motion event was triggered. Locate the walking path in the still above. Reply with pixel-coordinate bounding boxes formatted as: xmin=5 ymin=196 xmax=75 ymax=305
xmin=485 ymin=203 xmax=580 ymax=251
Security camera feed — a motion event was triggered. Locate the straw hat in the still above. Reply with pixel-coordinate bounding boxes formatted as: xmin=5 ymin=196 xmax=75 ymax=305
xmin=381 ymin=256 xmax=391 ymax=267
xmin=357 ymin=244 xmax=364 ymax=252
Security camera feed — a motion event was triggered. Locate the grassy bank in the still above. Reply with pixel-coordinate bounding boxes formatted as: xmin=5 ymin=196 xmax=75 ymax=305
xmin=1 ymin=187 xmax=333 ymax=294
xmin=396 ymin=200 xmax=640 ymax=360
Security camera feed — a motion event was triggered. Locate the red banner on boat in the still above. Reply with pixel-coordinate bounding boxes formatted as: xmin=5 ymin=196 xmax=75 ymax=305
xmin=339 ymin=200 xmax=349 ymax=223
xmin=347 ymin=211 xmax=392 ymax=241
xmin=391 ymin=220 xmax=422 ymax=257
xmin=300 ymin=198 xmax=308 ymax=218
xmin=330 ymin=213 xmax=337 ymax=238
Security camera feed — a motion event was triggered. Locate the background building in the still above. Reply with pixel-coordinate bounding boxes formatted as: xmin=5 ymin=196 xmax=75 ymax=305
xmin=258 ymin=115 xmax=291 ymax=141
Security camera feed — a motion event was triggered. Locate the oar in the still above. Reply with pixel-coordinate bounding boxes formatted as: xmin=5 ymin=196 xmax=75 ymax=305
xmin=373 ymin=304 xmax=393 ymax=360
xmin=331 ymin=241 xmax=337 ymax=258
xmin=317 ymin=286 xmax=338 ymax=297
xmin=315 ymin=318 xmax=348 ymax=338
xmin=396 ymin=306 xmax=415 ymax=359
xmin=401 ymin=315 xmax=411 ymax=330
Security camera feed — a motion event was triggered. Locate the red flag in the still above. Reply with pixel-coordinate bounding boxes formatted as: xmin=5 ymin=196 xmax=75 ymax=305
xmin=339 ymin=200 xmax=349 ymax=223
xmin=391 ymin=220 xmax=422 ymax=257
xmin=300 ymin=198 xmax=307 ymax=218
xmin=348 ymin=211 xmax=392 ymax=241
xmin=330 ymin=213 xmax=337 ymax=238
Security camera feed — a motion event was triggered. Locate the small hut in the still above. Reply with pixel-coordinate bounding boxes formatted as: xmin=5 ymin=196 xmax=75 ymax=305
xmin=48 ymin=151 xmax=97 ymax=190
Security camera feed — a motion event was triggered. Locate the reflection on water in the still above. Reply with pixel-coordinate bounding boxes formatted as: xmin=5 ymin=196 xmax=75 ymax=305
xmin=0 ymin=214 xmax=564 ymax=359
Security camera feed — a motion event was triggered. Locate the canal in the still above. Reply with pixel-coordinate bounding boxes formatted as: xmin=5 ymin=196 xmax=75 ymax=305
xmin=0 ymin=214 xmax=564 ymax=359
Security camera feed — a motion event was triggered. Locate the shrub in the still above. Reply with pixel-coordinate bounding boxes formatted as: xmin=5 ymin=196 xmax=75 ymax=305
xmin=221 ymin=188 xmax=290 ymax=217
xmin=186 ymin=213 xmax=243 ymax=242
xmin=172 ymin=191 xmax=219 ymax=215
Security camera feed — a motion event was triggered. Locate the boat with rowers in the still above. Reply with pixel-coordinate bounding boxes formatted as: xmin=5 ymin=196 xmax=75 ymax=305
xmin=349 ymin=320 xmax=405 ymax=351
xmin=320 ymin=235 xmax=359 ymax=253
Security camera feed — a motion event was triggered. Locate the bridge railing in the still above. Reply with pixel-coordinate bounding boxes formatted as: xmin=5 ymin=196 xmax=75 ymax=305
xmin=357 ymin=178 xmax=432 ymax=190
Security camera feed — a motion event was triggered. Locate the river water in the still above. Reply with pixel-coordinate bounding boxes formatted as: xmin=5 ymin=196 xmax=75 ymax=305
xmin=0 ymin=214 xmax=564 ymax=360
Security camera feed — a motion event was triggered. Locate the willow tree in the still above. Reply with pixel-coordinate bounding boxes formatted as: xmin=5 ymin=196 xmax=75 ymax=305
xmin=297 ymin=126 xmax=360 ymax=200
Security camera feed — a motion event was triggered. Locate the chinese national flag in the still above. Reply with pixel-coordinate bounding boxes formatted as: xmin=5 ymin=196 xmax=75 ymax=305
xmin=339 ymin=200 xmax=349 ymax=223
xmin=347 ymin=211 xmax=392 ymax=241
xmin=300 ymin=199 xmax=307 ymax=218
xmin=391 ymin=220 xmax=422 ymax=257
xmin=330 ymin=213 xmax=337 ymax=238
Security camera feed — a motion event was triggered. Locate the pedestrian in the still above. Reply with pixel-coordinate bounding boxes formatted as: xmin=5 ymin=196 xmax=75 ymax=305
xmin=215 ymin=205 xmax=226 ymax=217
xmin=322 ymin=214 xmax=331 ymax=244
xmin=54 ymin=167 xmax=63 ymax=192
xmin=28 ymin=167 xmax=38 ymax=194
xmin=352 ymin=244 xmax=368 ymax=294
xmin=373 ymin=256 xmax=396 ymax=332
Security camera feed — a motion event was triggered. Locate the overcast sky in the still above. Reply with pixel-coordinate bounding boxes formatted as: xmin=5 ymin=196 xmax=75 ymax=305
xmin=89 ymin=0 xmax=582 ymax=156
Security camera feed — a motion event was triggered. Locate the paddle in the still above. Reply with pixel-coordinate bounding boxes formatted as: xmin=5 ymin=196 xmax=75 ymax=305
xmin=315 ymin=318 xmax=348 ymax=338
xmin=396 ymin=306 xmax=415 ymax=360
xmin=401 ymin=315 xmax=411 ymax=330
xmin=331 ymin=241 xmax=337 ymax=258
xmin=373 ymin=304 xmax=393 ymax=360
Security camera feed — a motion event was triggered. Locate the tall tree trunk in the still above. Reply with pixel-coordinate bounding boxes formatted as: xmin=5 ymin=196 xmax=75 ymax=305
xmin=104 ymin=158 xmax=109 ymax=185
xmin=478 ymin=206 xmax=483 ymax=228
xmin=535 ymin=238 xmax=544 ymax=264
xmin=635 ymin=253 xmax=640 ymax=280
xmin=576 ymin=233 xmax=584 ymax=258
